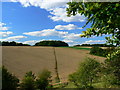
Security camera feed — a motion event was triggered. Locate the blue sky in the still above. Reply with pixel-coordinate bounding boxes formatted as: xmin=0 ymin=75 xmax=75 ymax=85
xmin=0 ymin=0 xmax=107 ymax=46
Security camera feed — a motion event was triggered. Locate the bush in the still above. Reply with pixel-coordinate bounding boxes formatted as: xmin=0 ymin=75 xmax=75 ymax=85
xmin=36 ymin=69 xmax=52 ymax=89
xmin=90 ymin=47 xmax=115 ymax=57
xmin=20 ymin=71 xmax=36 ymax=90
xmin=69 ymin=58 xmax=100 ymax=88
xmin=1 ymin=66 xmax=52 ymax=89
xmin=104 ymin=47 xmax=120 ymax=85
xmin=2 ymin=66 xmax=19 ymax=90
xmin=90 ymin=46 xmax=104 ymax=56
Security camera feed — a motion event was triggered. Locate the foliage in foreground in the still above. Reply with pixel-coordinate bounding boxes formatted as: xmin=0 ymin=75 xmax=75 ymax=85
xmin=104 ymin=47 xmax=120 ymax=86
xmin=67 ymin=2 xmax=120 ymax=88
xmin=2 ymin=66 xmax=19 ymax=90
xmin=20 ymin=71 xmax=36 ymax=90
xmin=69 ymin=52 xmax=120 ymax=88
xmin=67 ymin=2 xmax=120 ymax=46
xmin=2 ymin=67 xmax=52 ymax=90
xmin=69 ymin=58 xmax=101 ymax=88
xmin=20 ymin=70 xmax=52 ymax=90
xmin=35 ymin=69 xmax=53 ymax=89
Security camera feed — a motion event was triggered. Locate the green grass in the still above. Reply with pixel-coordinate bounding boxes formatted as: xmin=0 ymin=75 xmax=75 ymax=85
xmin=59 ymin=46 xmax=91 ymax=50
xmin=69 ymin=47 xmax=91 ymax=50
xmin=64 ymin=82 xmax=77 ymax=88
xmin=64 ymin=82 xmax=119 ymax=88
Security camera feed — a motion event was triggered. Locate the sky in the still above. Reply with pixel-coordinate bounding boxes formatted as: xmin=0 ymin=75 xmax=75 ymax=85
xmin=0 ymin=0 xmax=107 ymax=46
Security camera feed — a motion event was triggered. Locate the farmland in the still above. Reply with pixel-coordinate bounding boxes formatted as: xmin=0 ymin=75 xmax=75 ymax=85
xmin=2 ymin=46 xmax=105 ymax=82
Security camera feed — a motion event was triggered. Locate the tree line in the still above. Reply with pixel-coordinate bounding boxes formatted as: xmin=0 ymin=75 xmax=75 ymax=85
xmin=34 ymin=40 xmax=69 ymax=47
xmin=0 ymin=40 xmax=69 ymax=47
xmin=74 ymin=44 xmax=115 ymax=47
xmin=0 ymin=41 xmax=30 ymax=46
xmin=1 ymin=41 xmax=115 ymax=47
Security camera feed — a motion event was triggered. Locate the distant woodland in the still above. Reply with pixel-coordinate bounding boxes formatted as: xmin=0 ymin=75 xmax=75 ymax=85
xmin=1 ymin=41 xmax=115 ymax=47
xmin=34 ymin=40 xmax=69 ymax=47
xmin=0 ymin=41 xmax=30 ymax=46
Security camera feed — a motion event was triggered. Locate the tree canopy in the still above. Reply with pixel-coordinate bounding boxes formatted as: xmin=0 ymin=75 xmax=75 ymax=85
xmin=67 ymin=1 xmax=120 ymax=87
xmin=74 ymin=44 xmax=115 ymax=47
xmin=67 ymin=2 xmax=120 ymax=46
xmin=1 ymin=41 xmax=30 ymax=46
xmin=34 ymin=40 xmax=69 ymax=47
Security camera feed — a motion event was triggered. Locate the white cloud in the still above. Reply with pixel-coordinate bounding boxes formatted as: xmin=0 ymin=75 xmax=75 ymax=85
xmin=0 ymin=31 xmax=13 ymax=37
xmin=38 ymin=0 xmax=69 ymax=10
xmin=0 ymin=22 xmax=9 ymax=31
xmin=23 ymin=29 xmax=68 ymax=37
xmin=23 ymin=29 xmax=81 ymax=41
xmin=62 ymin=33 xmax=81 ymax=46
xmin=63 ymin=33 xmax=81 ymax=40
xmin=23 ymin=29 xmax=82 ymax=46
xmin=63 ymin=39 xmax=74 ymax=43
xmin=49 ymin=8 xmax=86 ymax=22
xmin=83 ymin=40 xmax=106 ymax=44
xmin=10 ymin=0 xmax=69 ymax=9
xmin=9 ymin=0 xmax=86 ymax=22
xmin=55 ymin=24 xmax=82 ymax=30
xmin=0 ymin=36 xmax=27 ymax=41
xmin=63 ymin=39 xmax=80 ymax=46
xmin=22 ymin=40 xmax=42 ymax=45
xmin=22 ymin=40 xmax=37 ymax=45
xmin=1 ymin=0 xmax=12 ymax=2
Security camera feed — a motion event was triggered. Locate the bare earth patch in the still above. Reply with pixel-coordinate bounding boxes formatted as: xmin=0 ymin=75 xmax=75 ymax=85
xmin=2 ymin=46 xmax=105 ymax=82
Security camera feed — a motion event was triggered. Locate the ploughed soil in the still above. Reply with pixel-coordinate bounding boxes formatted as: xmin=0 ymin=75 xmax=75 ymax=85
xmin=2 ymin=46 xmax=105 ymax=82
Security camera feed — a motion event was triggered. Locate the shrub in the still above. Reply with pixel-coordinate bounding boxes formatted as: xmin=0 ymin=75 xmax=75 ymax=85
xmin=90 ymin=46 xmax=104 ymax=56
xmin=104 ymin=47 xmax=120 ymax=85
xmin=35 ymin=69 xmax=52 ymax=89
xmin=20 ymin=71 xmax=36 ymax=90
xmin=69 ymin=58 xmax=100 ymax=88
xmin=2 ymin=66 xmax=19 ymax=90
xmin=90 ymin=47 xmax=115 ymax=57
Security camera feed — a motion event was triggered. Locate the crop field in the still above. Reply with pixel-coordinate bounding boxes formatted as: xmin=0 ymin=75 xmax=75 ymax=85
xmin=2 ymin=46 xmax=105 ymax=82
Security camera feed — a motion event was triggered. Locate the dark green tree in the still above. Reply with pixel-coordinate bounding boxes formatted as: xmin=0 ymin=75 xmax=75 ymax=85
xmin=2 ymin=66 xmax=19 ymax=90
xmin=35 ymin=40 xmax=69 ymax=47
xmin=2 ymin=41 xmax=30 ymax=46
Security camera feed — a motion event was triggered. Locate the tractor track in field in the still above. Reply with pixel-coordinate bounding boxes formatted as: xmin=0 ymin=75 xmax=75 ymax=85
xmin=53 ymin=47 xmax=60 ymax=82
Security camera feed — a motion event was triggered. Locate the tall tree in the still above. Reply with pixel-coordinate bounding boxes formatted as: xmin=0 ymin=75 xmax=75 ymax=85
xmin=67 ymin=1 xmax=120 ymax=46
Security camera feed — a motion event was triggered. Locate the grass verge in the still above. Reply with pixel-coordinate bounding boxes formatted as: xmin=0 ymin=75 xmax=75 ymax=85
xmin=69 ymin=47 xmax=91 ymax=50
